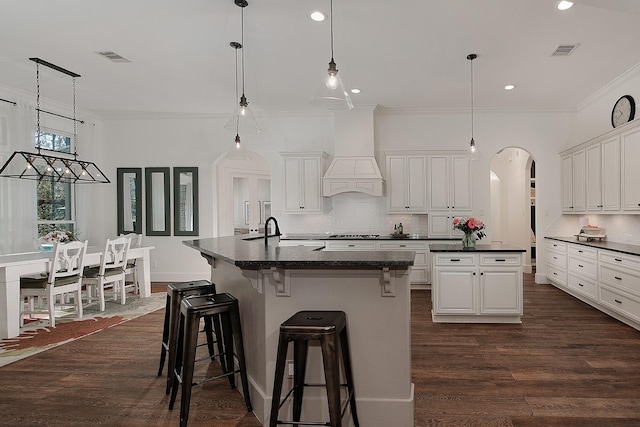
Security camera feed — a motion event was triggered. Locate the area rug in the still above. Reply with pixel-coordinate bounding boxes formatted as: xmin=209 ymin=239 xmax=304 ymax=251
xmin=0 ymin=291 xmax=166 ymax=367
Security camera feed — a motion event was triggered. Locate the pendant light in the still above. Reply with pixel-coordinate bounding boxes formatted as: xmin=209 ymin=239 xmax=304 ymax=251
xmin=0 ymin=58 xmax=109 ymax=183
xmin=310 ymin=0 xmax=353 ymax=111
xmin=225 ymin=42 xmax=252 ymax=161
xmin=224 ymin=0 xmax=260 ymax=135
xmin=467 ymin=53 xmax=479 ymax=159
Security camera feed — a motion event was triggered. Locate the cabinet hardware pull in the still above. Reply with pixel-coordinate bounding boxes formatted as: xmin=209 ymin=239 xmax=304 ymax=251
xmin=615 ymin=276 xmax=622 ymax=280
xmin=553 ymin=272 xmax=558 ymax=276
xmin=578 ymin=250 xmax=583 ymax=253
xmin=451 ymin=259 xmax=461 ymax=262
xmin=480 ymin=272 xmax=484 ymax=275
xmin=400 ymin=245 xmax=406 ymax=248
xmin=495 ymin=259 xmax=506 ymax=262
xmin=348 ymin=244 xmax=355 ymax=247
xmin=614 ymin=258 xmax=622 ymax=262
xmin=578 ymin=283 xmax=583 ymax=287
xmin=553 ymin=256 xmax=558 ymax=259
xmin=473 ymin=272 xmax=476 ymax=275
xmin=578 ymin=264 xmax=583 ymax=268
xmin=615 ymin=299 xmax=622 ymax=304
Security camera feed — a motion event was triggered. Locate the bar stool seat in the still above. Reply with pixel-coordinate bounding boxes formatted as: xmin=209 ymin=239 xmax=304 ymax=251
xmin=158 ymin=280 xmax=224 ymax=395
xmin=169 ymin=293 xmax=252 ymax=427
xmin=269 ymin=310 xmax=359 ymax=427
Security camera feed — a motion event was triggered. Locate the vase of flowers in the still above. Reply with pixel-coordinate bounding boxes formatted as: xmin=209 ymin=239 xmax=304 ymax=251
xmin=39 ymin=229 xmax=78 ymax=251
xmin=452 ymin=217 xmax=486 ymax=249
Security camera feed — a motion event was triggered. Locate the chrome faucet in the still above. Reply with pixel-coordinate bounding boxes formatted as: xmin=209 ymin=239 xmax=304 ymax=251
xmin=264 ymin=216 xmax=281 ymax=245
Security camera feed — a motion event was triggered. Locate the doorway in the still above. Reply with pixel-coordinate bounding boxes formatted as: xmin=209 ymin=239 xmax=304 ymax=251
xmin=490 ymin=147 xmax=536 ymax=273
xmin=214 ymin=151 xmax=271 ymax=237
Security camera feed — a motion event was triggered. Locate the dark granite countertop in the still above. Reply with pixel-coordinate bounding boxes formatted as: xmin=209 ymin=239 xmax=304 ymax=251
xmin=429 ymin=243 xmax=526 ymax=253
xmin=183 ymin=236 xmax=415 ymax=269
xmin=545 ymin=237 xmax=640 ymax=257
xmin=281 ymin=234 xmax=459 ymax=241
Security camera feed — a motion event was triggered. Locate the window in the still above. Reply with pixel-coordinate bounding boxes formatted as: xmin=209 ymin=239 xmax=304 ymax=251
xmin=36 ymin=129 xmax=75 ymax=238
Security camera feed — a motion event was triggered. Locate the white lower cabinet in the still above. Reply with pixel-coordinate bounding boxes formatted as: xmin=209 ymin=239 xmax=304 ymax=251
xmin=377 ymin=241 xmax=429 ymax=285
xmin=432 ymin=251 xmax=523 ymax=323
xmin=545 ymin=238 xmax=640 ymax=331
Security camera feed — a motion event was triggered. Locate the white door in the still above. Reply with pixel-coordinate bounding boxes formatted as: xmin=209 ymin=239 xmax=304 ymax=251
xmin=479 ymin=269 xmax=522 ymax=314
xmin=433 ymin=268 xmax=476 ymax=314
xmin=585 ymin=143 xmax=602 ymax=211
xmin=428 ymin=155 xmax=450 ymax=211
xmin=601 ymin=136 xmax=621 ymax=211
xmin=621 ymin=128 xmax=640 ymax=211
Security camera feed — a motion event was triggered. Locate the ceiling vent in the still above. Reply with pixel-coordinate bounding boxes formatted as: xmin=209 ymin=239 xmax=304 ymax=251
xmin=551 ymin=44 xmax=578 ymax=56
xmin=95 ymin=51 xmax=131 ymax=63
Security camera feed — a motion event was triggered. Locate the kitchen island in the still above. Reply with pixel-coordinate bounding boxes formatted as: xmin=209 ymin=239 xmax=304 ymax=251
xmin=429 ymin=243 xmax=526 ymax=323
xmin=184 ymin=235 xmax=415 ymax=427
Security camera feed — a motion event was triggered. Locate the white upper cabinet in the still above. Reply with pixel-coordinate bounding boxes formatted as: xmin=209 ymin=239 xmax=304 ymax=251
xmin=601 ymin=136 xmax=621 ymax=211
xmin=282 ymin=152 xmax=328 ymax=214
xmin=561 ymin=149 xmax=586 ymax=212
xmin=561 ymin=119 xmax=639 ymax=215
xmin=621 ymin=127 xmax=640 ymax=211
xmin=386 ymin=155 xmax=428 ymax=213
xmin=428 ymin=154 xmax=472 ymax=212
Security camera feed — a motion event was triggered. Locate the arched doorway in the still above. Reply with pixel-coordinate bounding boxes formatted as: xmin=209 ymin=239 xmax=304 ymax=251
xmin=213 ymin=150 xmax=271 ymax=237
xmin=490 ymin=147 xmax=537 ymax=273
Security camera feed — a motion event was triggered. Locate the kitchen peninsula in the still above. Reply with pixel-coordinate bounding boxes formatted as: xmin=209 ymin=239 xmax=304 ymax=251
xmin=184 ymin=235 xmax=415 ymax=427
xmin=430 ymin=243 xmax=526 ymax=323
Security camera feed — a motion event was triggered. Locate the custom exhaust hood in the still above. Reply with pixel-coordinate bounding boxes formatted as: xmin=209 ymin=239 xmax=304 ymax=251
xmin=322 ymin=106 xmax=385 ymax=197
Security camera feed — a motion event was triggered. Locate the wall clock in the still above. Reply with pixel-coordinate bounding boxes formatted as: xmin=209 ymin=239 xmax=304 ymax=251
xmin=611 ymin=95 xmax=635 ymax=128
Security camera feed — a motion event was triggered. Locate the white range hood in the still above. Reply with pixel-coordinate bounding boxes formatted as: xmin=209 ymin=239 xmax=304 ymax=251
xmin=322 ymin=106 xmax=385 ymax=197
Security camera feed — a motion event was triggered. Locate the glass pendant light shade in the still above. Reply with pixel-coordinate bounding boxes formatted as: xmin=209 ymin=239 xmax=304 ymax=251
xmin=224 ymin=94 xmax=261 ymax=134
xmin=311 ymin=59 xmax=353 ymax=110
xmin=225 ymin=134 xmax=252 ymax=161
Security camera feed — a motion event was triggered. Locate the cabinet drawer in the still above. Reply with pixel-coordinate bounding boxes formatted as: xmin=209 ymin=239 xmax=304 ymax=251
xmin=479 ymin=254 xmax=521 ymax=266
xmin=599 ymin=285 xmax=640 ymax=322
xmin=546 ymin=240 xmax=567 ymax=252
xmin=567 ymin=244 xmax=597 ymax=260
xmin=567 ymin=273 xmax=597 ymax=300
xmin=377 ymin=241 xmax=428 ymax=250
xmin=568 ymin=256 xmax=597 ymax=280
xmin=546 ymin=265 xmax=567 ymax=286
xmin=324 ymin=241 xmax=376 ymax=251
xmin=599 ymin=264 xmax=640 ymax=296
xmin=434 ymin=253 xmax=476 ymax=266
xmin=547 ymin=251 xmax=567 ymax=269
xmin=599 ymin=251 xmax=640 ymax=272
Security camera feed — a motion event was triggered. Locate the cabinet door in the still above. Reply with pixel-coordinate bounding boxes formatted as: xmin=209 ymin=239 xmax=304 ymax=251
xmin=601 ymin=136 xmax=621 ymax=211
xmin=585 ymin=143 xmax=602 ymax=211
xmin=428 ymin=155 xmax=450 ymax=210
xmin=479 ymin=269 xmax=522 ymax=314
xmin=451 ymin=155 xmax=472 ymax=211
xmin=621 ymin=128 xmax=640 ymax=211
xmin=433 ymin=268 xmax=476 ymax=314
xmin=561 ymin=154 xmax=573 ymax=212
xmin=572 ymin=149 xmax=586 ymax=212
xmin=387 ymin=156 xmax=408 ymax=212
xmin=301 ymin=157 xmax=322 ymax=212
xmin=283 ymin=157 xmax=303 ymax=212
xmin=406 ymin=156 xmax=428 ymax=212
xmin=428 ymin=213 xmax=453 ymax=237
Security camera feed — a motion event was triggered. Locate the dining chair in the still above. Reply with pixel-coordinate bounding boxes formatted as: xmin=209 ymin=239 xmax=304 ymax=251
xmin=20 ymin=240 xmax=88 ymax=328
xmin=83 ymin=236 xmax=131 ymax=311
xmin=120 ymin=232 xmax=143 ymax=294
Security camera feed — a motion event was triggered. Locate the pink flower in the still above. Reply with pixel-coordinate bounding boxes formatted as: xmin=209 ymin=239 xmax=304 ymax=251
xmin=468 ymin=218 xmax=477 ymax=229
xmin=452 ymin=218 xmax=459 ymax=226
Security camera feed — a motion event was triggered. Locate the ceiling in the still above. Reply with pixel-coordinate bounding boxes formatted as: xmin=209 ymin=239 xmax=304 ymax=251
xmin=1 ymin=0 xmax=639 ymax=117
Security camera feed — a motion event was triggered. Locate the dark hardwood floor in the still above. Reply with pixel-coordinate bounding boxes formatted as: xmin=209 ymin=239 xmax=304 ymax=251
xmin=2 ymin=274 xmax=640 ymax=426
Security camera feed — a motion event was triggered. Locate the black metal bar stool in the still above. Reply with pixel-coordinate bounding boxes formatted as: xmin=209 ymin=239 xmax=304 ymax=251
xmin=169 ymin=293 xmax=252 ymax=427
xmin=269 ymin=310 xmax=359 ymax=427
xmin=157 ymin=280 xmax=225 ymax=395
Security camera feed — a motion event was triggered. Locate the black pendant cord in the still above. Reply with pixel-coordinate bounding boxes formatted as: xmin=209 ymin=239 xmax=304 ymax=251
xmin=330 ymin=0 xmax=335 ymax=62
xmin=470 ymin=56 xmax=474 ymax=140
xmin=0 ymin=98 xmax=16 ymax=106
xmin=241 ymin=6 xmax=245 ymax=97
xmin=235 ymin=44 xmax=241 ymax=138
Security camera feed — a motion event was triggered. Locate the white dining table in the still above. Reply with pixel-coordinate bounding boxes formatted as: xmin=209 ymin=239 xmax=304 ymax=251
xmin=0 ymin=245 xmax=154 ymax=339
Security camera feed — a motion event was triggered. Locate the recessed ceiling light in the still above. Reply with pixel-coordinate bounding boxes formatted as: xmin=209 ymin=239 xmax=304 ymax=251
xmin=310 ymin=11 xmax=325 ymax=22
xmin=556 ymin=1 xmax=573 ymax=11
xmin=504 ymin=84 xmax=515 ymax=91
xmin=351 ymin=88 xmax=360 ymax=94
